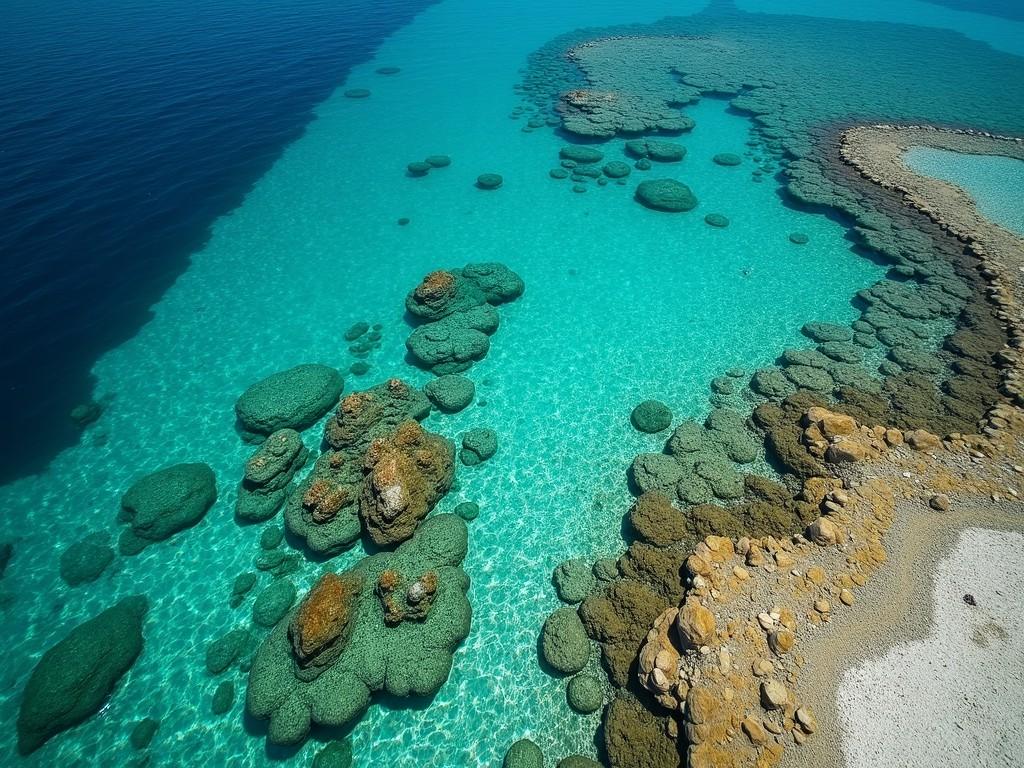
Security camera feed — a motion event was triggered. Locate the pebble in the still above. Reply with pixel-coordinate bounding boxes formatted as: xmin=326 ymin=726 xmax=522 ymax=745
xmin=733 ymin=566 xmax=749 ymax=581
xmin=839 ymin=588 xmax=855 ymax=606
xmin=929 ymin=493 xmax=950 ymax=511
xmin=760 ymin=679 xmax=788 ymax=710
xmin=814 ymin=599 xmax=831 ymax=613
xmin=757 ymin=612 xmax=775 ymax=630
xmin=796 ymin=706 xmax=818 ymax=733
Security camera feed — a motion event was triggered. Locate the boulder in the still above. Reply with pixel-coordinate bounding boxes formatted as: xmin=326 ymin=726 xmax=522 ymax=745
xmin=314 ymin=739 xmax=354 ymax=768
xmin=460 ymin=262 xmax=525 ymax=305
xmin=603 ymin=161 xmax=631 ymax=178
xmin=704 ymin=213 xmax=729 ymax=228
xmin=454 ymin=501 xmax=479 ymax=520
xmin=118 ymin=463 xmax=217 ymax=555
xmin=229 ymin=572 xmax=258 ymax=608
xmin=206 ymin=628 xmax=253 ymax=675
xmin=289 ymin=572 xmax=363 ymax=680
xmin=675 ymin=597 xmax=715 ymax=648
xmin=504 ymin=739 xmax=545 ymax=768
xmin=553 ymin=559 xmax=597 ymax=604
xmin=630 ymin=400 xmax=672 ymax=433
xmin=129 ymin=717 xmax=159 ymax=750
xmin=252 ymin=579 xmax=297 ymax=628
xmin=541 ymin=607 xmax=590 ymax=675
xmin=17 ymin=596 xmax=148 ymax=755
xmin=625 ymin=139 xmax=686 ymax=162
xmin=477 ymin=173 xmax=503 ymax=189
xmin=629 ymin=492 xmax=688 ymax=547
xmin=236 ymin=429 xmax=309 ymax=522
xmin=425 ymin=375 xmax=475 ymax=413
xmin=425 ymin=155 xmax=451 ymax=168
xmin=559 ymin=146 xmax=604 ymax=164
xmin=566 ymin=674 xmax=604 ymax=714
xmin=405 ymin=270 xmax=486 ymax=322
xmin=235 ymin=364 xmax=343 ymax=442
xmin=712 ymin=153 xmax=742 ymax=166
xmin=635 ymin=179 xmax=697 ymax=212
xmin=460 ymin=427 xmax=498 ymax=466
xmin=283 ymin=450 xmax=364 ymax=556
xmin=323 ymin=378 xmax=431 ymax=456
xmin=60 ymin=533 xmax=115 ymax=586
xmin=406 ymin=306 xmax=497 ymax=374
xmin=630 ymin=453 xmax=685 ymax=496
xmin=212 ymin=681 xmax=235 ymax=715
xmin=407 ymin=161 xmax=431 ymax=177
xmin=360 ymin=421 xmax=455 ymax=546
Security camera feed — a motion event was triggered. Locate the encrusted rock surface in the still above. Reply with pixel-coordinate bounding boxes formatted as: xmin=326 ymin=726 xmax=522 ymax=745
xmin=118 ymin=462 xmax=217 ymax=555
xmin=235 ymin=363 xmax=344 ymax=442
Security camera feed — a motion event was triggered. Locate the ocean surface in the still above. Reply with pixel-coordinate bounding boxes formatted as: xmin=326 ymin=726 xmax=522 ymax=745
xmin=0 ymin=1 xmax=1022 ymax=766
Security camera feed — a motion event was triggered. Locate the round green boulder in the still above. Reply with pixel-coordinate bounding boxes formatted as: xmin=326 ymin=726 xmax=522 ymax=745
xmin=454 ymin=501 xmax=479 ymax=521
xmin=314 ymin=739 xmax=354 ymax=768
xmin=504 ymin=738 xmax=544 ymax=768
xmin=541 ymin=607 xmax=590 ymax=675
xmin=553 ymin=559 xmax=597 ymax=604
xmin=704 ymin=213 xmax=730 ymax=228
xmin=460 ymin=427 xmax=497 ymax=466
xmin=211 ymin=681 xmax=234 ymax=715
xmin=630 ymin=400 xmax=672 ymax=433
xmin=477 ymin=173 xmax=503 ymax=190
xmin=603 ymin=161 xmax=631 ymax=179
xmin=557 ymin=757 xmax=602 ymax=768
xmin=550 ymin=168 xmax=569 ymax=179
xmin=425 ymin=155 xmax=451 ymax=168
xmin=129 ymin=717 xmax=159 ymax=750
xmin=407 ymin=161 xmax=431 ymax=177
xmin=344 ymin=88 xmax=370 ymax=98
xmin=566 ymin=674 xmax=604 ymax=714
xmin=789 ymin=232 xmax=809 ymax=245
xmin=118 ymin=463 xmax=217 ymax=555
xmin=635 ymin=179 xmax=697 ymax=212
xmin=559 ymin=146 xmax=603 ymax=164
xmin=60 ymin=532 xmax=115 ymax=587
xmin=252 ymin=579 xmax=296 ymax=628
xmin=235 ymin=363 xmax=344 ymax=441
xmin=425 ymin=374 xmax=475 ymax=413
xmin=634 ymin=158 xmax=652 ymax=171
xmin=712 ymin=153 xmax=742 ymax=166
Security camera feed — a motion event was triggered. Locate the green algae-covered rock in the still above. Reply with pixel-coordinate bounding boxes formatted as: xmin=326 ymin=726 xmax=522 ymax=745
xmin=454 ymin=501 xmax=480 ymax=520
xmin=425 ymin=374 xmax=476 ymax=413
xmin=350 ymin=361 xmax=370 ymax=376
xmin=553 ymin=559 xmax=597 ymax=604
xmin=566 ymin=674 xmax=604 ymax=714
xmin=819 ymin=341 xmax=863 ymax=364
xmin=252 ymin=579 xmax=297 ymax=628
xmin=890 ymin=345 xmax=942 ymax=374
xmin=604 ymin=694 xmax=681 ymax=768
xmin=246 ymin=515 xmax=472 ymax=746
xmin=504 ymin=739 xmax=545 ymax=768
xmin=558 ymin=757 xmax=602 ymax=768
xmin=212 ymin=681 xmax=235 ymax=715
xmin=235 ymin=364 xmax=344 ymax=442
xmin=60 ymin=532 xmax=114 ymax=587
xmin=540 ymin=606 xmax=590 ymax=675
xmin=667 ymin=420 xmax=704 ymax=454
xmin=801 ymin=322 xmax=853 ymax=343
xmin=712 ymin=152 xmax=742 ymax=166
xmin=425 ymin=155 xmax=451 ymax=168
xmin=283 ymin=451 xmax=364 ymax=557
xmin=461 ymin=262 xmax=525 ymax=305
xmin=460 ymin=427 xmax=498 ymax=466
xmin=236 ymin=429 xmax=309 ymax=523
xmin=343 ymin=321 xmax=369 ymax=341
xmin=704 ymin=212 xmax=730 ymax=228
xmin=261 ymin=526 xmax=284 ymax=550
xmin=625 ymin=139 xmax=686 ymax=162
xmin=789 ymin=232 xmax=809 ymax=244
xmin=630 ymin=400 xmax=672 ymax=433
xmin=118 ymin=463 xmax=217 ymax=555
xmin=630 ymin=453 xmax=684 ymax=496
xmin=593 ymin=558 xmax=619 ymax=583
xmin=230 ymin=572 xmax=258 ymax=608
xmin=550 ymin=168 xmax=569 ymax=179
xmin=477 ymin=173 xmax=503 ymax=189
xmin=784 ymin=364 xmax=834 ymax=393
xmin=635 ymin=179 xmax=697 ymax=212
xmin=323 ymin=378 xmax=431 ymax=456
xmin=129 ymin=717 xmax=159 ymax=750
xmin=407 ymin=306 xmax=497 ymax=374
xmin=314 ymin=739 xmax=354 ymax=768
xmin=344 ymin=88 xmax=370 ymax=98
xmin=782 ymin=347 xmax=831 ymax=369
xmin=603 ymin=161 xmax=631 ymax=178
xmin=17 ymin=596 xmax=148 ymax=755
xmin=206 ymin=628 xmax=253 ymax=675
xmin=635 ymin=158 xmax=652 ymax=171
xmin=560 ymin=146 xmax=603 ymax=164
xmin=407 ymin=161 xmax=431 ymax=177
xmin=750 ymin=368 xmax=796 ymax=399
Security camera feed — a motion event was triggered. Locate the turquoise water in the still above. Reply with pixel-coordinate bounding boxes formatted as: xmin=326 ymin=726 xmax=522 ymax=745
xmin=904 ymin=147 xmax=1024 ymax=235
xmin=2 ymin=0 xmax=1021 ymax=766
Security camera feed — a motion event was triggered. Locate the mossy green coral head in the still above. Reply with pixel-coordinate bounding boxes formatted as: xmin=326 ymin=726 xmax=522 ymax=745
xmin=634 ymin=179 xmax=697 ymax=212
xmin=504 ymin=738 xmax=544 ymax=768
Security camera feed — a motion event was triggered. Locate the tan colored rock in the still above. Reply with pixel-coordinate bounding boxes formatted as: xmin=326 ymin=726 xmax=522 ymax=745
xmin=839 ymin=588 xmax=855 ymax=606
xmin=760 ymin=679 xmax=788 ymax=710
xmin=768 ymin=630 xmax=794 ymax=655
xmin=677 ymin=597 xmax=716 ymax=649
xmin=807 ymin=516 xmax=841 ymax=546
xmin=796 ymin=706 xmax=817 ymax=733
xmin=929 ymin=493 xmax=950 ymax=511
xmin=806 ymin=407 xmax=857 ymax=438
xmin=742 ymin=716 xmax=768 ymax=744
xmin=826 ymin=438 xmax=871 ymax=463
xmin=905 ymin=429 xmax=942 ymax=452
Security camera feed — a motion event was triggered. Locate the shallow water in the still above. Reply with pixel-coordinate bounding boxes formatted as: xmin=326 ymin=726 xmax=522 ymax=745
xmin=0 ymin=0 xmax=1021 ymax=766
xmin=904 ymin=147 xmax=1024 ymax=235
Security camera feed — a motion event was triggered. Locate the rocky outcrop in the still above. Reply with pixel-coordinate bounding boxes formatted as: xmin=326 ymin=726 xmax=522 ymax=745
xmin=323 ymin=378 xmax=430 ymax=456
xmin=118 ymin=463 xmax=217 ymax=555
xmin=235 ymin=364 xmax=344 ymax=442
xmin=246 ymin=514 xmax=471 ymax=746
xmin=460 ymin=427 xmax=498 ymax=466
xmin=17 ymin=596 xmax=148 ymax=754
xmin=359 ymin=421 xmax=455 ymax=547
xmin=236 ymin=429 xmax=309 ymax=522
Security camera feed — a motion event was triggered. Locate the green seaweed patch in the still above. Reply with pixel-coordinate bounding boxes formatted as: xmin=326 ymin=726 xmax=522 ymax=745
xmin=343 ymin=89 xmax=370 ymax=99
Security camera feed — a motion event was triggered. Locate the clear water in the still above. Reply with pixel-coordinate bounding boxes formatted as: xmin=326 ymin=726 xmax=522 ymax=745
xmin=0 ymin=0 xmax=1020 ymax=766
xmin=904 ymin=146 xmax=1024 ymax=235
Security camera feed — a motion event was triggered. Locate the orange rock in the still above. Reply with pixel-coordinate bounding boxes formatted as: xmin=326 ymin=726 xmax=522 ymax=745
xmin=677 ymin=597 xmax=717 ymax=648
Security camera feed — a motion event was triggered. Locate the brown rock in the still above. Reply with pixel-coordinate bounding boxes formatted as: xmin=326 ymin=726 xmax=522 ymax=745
xmin=676 ymin=597 xmax=716 ymax=649
xmin=742 ymin=716 xmax=768 ymax=744
xmin=288 ymin=571 xmax=363 ymax=675
xmin=807 ymin=516 xmax=841 ymax=546
xmin=768 ymin=630 xmax=795 ymax=655
xmin=905 ymin=429 xmax=942 ymax=452
xmin=929 ymin=494 xmax=950 ymax=511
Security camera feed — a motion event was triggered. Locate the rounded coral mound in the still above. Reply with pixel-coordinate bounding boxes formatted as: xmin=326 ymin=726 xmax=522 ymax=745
xmin=504 ymin=739 xmax=544 ymax=768
xmin=704 ymin=212 xmax=729 ymax=228
xmin=625 ymin=139 xmax=686 ymax=162
xmin=460 ymin=427 xmax=497 ymax=466
xmin=476 ymin=173 xmax=503 ymax=189
xmin=541 ymin=606 xmax=590 ymax=674
xmin=424 ymin=374 xmax=476 ymax=413
xmin=118 ymin=463 xmax=217 ymax=555
xmin=630 ymin=400 xmax=672 ymax=433
xmin=59 ymin=532 xmax=115 ymax=586
xmin=712 ymin=152 xmax=742 ymax=166
xmin=566 ymin=674 xmax=604 ymax=714
xmin=634 ymin=179 xmax=697 ymax=212
xmin=603 ymin=161 xmax=631 ymax=178
xmin=553 ymin=559 xmax=597 ymax=604
xmin=559 ymin=146 xmax=604 ymax=164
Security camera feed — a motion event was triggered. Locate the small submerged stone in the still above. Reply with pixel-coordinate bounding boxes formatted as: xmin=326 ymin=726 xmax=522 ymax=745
xmin=460 ymin=427 xmax=498 ymax=466
xmin=350 ymin=361 xmax=370 ymax=376
xmin=713 ymin=152 xmax=742 ymax=166
xmin=704 ymin=213 xmax=730 ymax=228
xmin=426 ymin=154 xmax=451 ymax=168
xmin=559 ymin=146 xmax=604 ymax=164
xmin=476 ymin=173 xmax=503 ymax=190
xmin=60 ymin=532 xmax=115 ymax=587
xmin=375 ymin=66 xmax=400 ymax=75
xmin=425 ymin=374 xmax=475 ymax=413
xmin=603 ymin=161 xmax=631 ymax=178
xmin=454 ymin=501 xmax=480 ymax=520
xmin=129 ymin=717 xmax=159 ymax=750
xmin=407 ymin=161 xmax=431 ymax=177
xmin=635 ymin=179 xmax=697 ymax=212
xmin=550 ymin=168 xmax=569 ymax=179
xmin=566 ymin=674 xmax=604 ymax=714
xmin=343 ymin=88 xmax=370 ymax=98
xmin=314 ymin=738 xmax=354 ymax=768
xmin=789 ymin=232 xmax=809 ymax=245
xmin=211 ymin=681 xmax=235 ymax=715
xmin=631 ymin=400 xmax=672 ymax=433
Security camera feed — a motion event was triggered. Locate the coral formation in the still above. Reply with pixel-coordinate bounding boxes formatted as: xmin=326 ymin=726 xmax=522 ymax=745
xmin=541 ymin=606 xmax=591 ymax=675
xmin=460 ymin=427 xmax=498 ymax=466
xmin=246 ymin=515 xmax=471 ymax=745
xmin=118 ymin=462 xmax=217 ymax=555
xmin=630 ymin=400 xmax=672 ymax=433
xmin=424 ymin=374 xmax=475 ymax=413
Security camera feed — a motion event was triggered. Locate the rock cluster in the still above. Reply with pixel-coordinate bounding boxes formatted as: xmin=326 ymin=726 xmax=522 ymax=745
xmin=405 ymin=263 xmax=524 ymax=375
xmin=118 ymin=463 xmax=217 ymax=555
xmin=246 ymin=514 xmax=472 ymax=745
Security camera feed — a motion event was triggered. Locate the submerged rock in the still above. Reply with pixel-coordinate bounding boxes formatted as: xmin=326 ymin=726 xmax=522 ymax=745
xmin=289 ymin=572 xmax=364 ymax=680
xmin=460 ymin=427 xmax=498 ymax=466
xmin=360 ymin=421 xmax=455 ymax=547
xmin=477 ymin=173 xmax=503 ymax=189
xmin=635 ymin=179 xmax=697 ymax=212
xmin=70 ymin=400 xmax=103 ymax=428
xmin=630 ymin=400 xmax=672 ymax=433
xmin=236 ymin=429 xmax=309 ymax=523
xmin=625 ymin=139 xmax=686 ymax=162
xmin=235 ymin=364 xmax=344 ymax=442
xmin=504 ymin=738 xmax=545 ymax=768
xmin=454 ymin=501 xmax=480 ymax=520
xmin=229 ymin=572 xmax=258 ymax=608
xmin=314 ymin=739 xmax=354 ymax=768
xmin=129 ymin=717 xmax=159 ymax=750
xmin=541 ymin=606 xmax=590 ymax=675
xmin=246 ymin=515 xmax=471 ymax=746
xmin=323 ymin=378 xmax=431 ymax=456
xmin=704 ymin=212 xmax=730 ymax=228
xmin=343 ymin=88 xmax=370 ymax=98
xmin=212 ymin=681 xmax=235 ymax=715
xmin=603 ymin=161 xmax=631 ymax=178
xmin=559 ymin=146 xmax=604 ymax=164
xmin=406 ymin=306 xmax=497 ymax=374
xmin=60 ymin=532 xmax=115 ymax=586
xmin=17 ymin=596 xmax=148 ymax=755
xmin=424 ymin=374 xmax=476 ymax=413
xmin=118 ymin=463 xmax=217 ymax=555
xmin=566 ymin=674 xmax=604 ymax=713
xmin=553 ymin=559 xmax=597 ymax=604
xmin=206 ymin=628 xmax=253 ymax=675
xmin=712 ymin=152 xmax=742 ymax=166
xmin=252 ymin=579 xmax=297 ymax=628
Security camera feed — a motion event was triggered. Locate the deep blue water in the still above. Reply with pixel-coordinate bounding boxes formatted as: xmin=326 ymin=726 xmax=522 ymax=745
xmin=0 ymin=0 xmax=434 ymax=484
